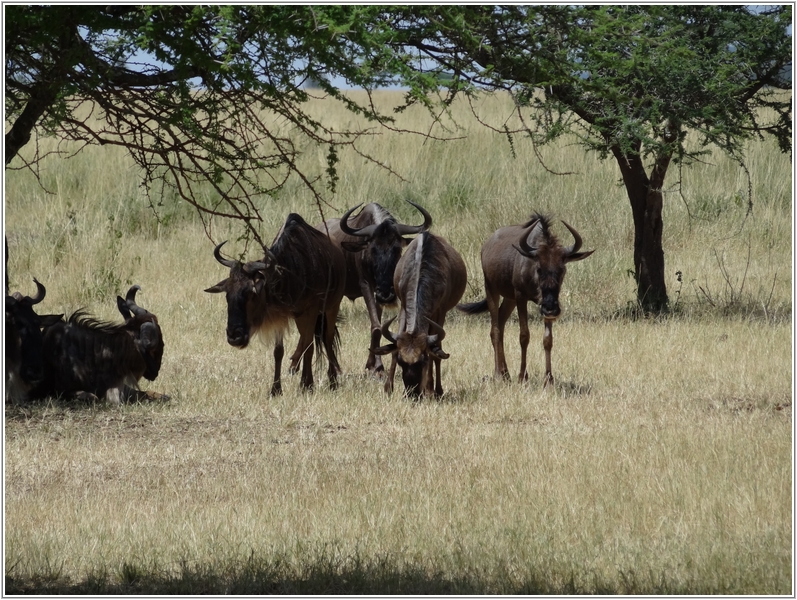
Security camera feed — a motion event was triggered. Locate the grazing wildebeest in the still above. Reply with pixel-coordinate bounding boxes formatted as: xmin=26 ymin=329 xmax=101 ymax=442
xmin=374 ymin=231 xmax=467 ymax=398
xmin=317 ymin=200 xmax=432 ymax=377
xmin=5 ymin=279 xmax=62 ymax=403
xmin=205 ymin=213 xmax=346 ymax=395
xmin=31 ymin=285 xmax=164 ymax=405
xmin=458 ymin=213 xmax=593 ymax=387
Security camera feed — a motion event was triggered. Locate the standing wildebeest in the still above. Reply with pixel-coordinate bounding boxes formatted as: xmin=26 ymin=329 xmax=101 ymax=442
xmin=205 ymin=213 xmax=346 ymax=395
xmin=31 ymin=285 xmax=164 ymax=405
xmin=317 ymin=200 xmax=432 ymax=377
xmin=374 ymin=231 xmax=467 ymax=398
xmin=5 ymin=279 xmax=62 ymax=403
xmin=458 ymin=213 xmax=593 ymax=387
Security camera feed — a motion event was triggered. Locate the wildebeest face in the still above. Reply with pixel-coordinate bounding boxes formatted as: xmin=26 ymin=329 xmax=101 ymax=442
xmin=515 ymin=221 xmax=594 ymax=321
xmin=137 ymin=321 xmax=164 ymax=380
xmin=5 ymin=281 xmax=62 ymax=385
xmin=206 ymin=259 xmax=272 ymax=349
xmin=534 ymin=261 xmax=567 ymax=320
xmin=367 ymin=226 xmax=407 ymax=305
xmin=396 ymin=334 xmax=431 ymax=397
xmin=342 ymin=222 xmax=408 ymax=306
xmin=375 ymin=319 xmax=449 ymax=398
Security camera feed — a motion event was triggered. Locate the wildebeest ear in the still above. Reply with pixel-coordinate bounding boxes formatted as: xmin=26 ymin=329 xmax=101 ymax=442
xmin=117 ymin=296 xmax=133 ymax=320
xmin=204 ymin=281 xmax=226 ymax=294
xmin=341 ymin=240 xmax=368 ymax=253
xmin=564 ymin=249 xmax=595 ymax=263
xmin=39 ymin=313 xmax=63 ymax=327
xmin=372 ymin=343 xmax=398 ymax=356
xmin=400 ymin=237 xmax=413 ymax=247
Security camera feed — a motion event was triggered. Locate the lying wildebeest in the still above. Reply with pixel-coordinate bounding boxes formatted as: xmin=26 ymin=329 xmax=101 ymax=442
xmin=205 ymin=213 xmax=346 ymax=394
xmin=458 ymin=213 xmax=593 ymax=387
xmin=30 ymin=285 xmax=164 ymax=405
xmin=5 ymin=279 xmax=62 ymax=403
xmin=317 ymin=200 xmax=432 ymax=377
xmin=374 ymin=231 xmax=467 ymax=398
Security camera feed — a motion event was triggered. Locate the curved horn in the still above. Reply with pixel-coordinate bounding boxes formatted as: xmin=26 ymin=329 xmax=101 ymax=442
xmin=125 ymin=284 xmax=152 ymax=318
xmin=425 ymin=318 xmax=446 ymax=346
xmin=339 ymin=204 xmax=378 ymax=238
xmin=561 ymin=220 xmax=583 ymax=256
xmin=29 ymin=278 xmax=46 ymax=304
xmin=395 ymin=200 xmax=433 ymax=236
xmin=213 ymin=241 xmax=238 ymax=269
xmin=243 ymin=260 xmax=268 ymax=274
xmin=514 ymin=220 xmax=540 ymax=259
xmin=125 ymin=284 xmax=141 ymax=304
xmin=380 ymin=316 xmax=398 ymax=344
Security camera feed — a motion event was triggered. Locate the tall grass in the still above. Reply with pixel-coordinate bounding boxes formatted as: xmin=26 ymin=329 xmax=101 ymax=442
xmin=4 ymin=91 xmax=792 ymax=594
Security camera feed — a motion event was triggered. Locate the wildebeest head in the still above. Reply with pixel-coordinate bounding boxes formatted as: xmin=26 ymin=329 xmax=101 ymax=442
xmin=116 ymin=285 xmax=164 ymax=381
xmin=204 ymin=241 xmax=279 ymax=348
xmin=339 ymin=200 xmax=432 ymax=305
xmin=375 ymin=317 xmax=449 ymax=397
xmin=513 ymin=216 xmax=594 ymax=320
xmin=5 ymin=279 xmax=62 ymax=387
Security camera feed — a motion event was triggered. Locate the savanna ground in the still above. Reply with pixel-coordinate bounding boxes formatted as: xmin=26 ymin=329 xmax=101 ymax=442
xmin=4 ymin=91 xmax=792 ymax=594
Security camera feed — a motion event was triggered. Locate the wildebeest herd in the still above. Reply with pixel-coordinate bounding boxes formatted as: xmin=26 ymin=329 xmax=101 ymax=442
xmin=5 ymin=203 xmax=592 ymax=403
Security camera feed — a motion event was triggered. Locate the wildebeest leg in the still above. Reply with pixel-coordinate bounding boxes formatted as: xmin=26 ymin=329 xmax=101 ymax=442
xmin=363 ymin=288 xmax=385 ymax=376
xmin=272 ymin=334 xmax=285 ymax=396
xmin=432 ymin=356 xmax=443 ymax=397
xmin=287 ymin=340 xmax=302 ymax=375
xmin=543 ymin=319 xmax=554 ymax=387
xmin=294 ymin=313 xmax=316 ymax=390
xmin=105 ymin=387 xmax=123 ymax=406
xmin=384 ymin=353 xmax=397 ymax=394
xmin=323 ymin=305 xmax=342 ymax=389
xmin=487 ymin=288 xmax=515 ymax=380
xmin=517 ymin=300 xmax=530 ymax=382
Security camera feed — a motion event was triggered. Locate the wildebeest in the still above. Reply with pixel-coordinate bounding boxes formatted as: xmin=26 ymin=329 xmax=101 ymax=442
xmin=317 ymin=200 xmax=432 ymax=377
xmin=458 ymin=213 xmax=593 ymax=387
xmin=30 ymin=285 xmax=164 ymax=405
xmin=205 ymin=213 xmax=346 ymax=395
xmin=374 ymin=231 xmax=467 ymax=398
xmin=5 ymin=279 xmax=63 ymax=403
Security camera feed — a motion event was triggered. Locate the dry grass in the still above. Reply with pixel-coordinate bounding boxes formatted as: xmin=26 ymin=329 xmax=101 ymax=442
xmin=4 ymin=91 xmax=792 ymax=594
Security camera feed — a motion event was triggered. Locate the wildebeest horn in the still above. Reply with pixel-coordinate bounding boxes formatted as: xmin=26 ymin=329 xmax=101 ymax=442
xmin=213 ymin=241 xmax=238 ymax=269
xmin=514 ymin=219 xmax=540 ymax=259
xmin=395 ymin=200 xmax=433 ymax=236
xmin=425 ymin=318 xmax=446 ymax=346
xmin=380 ymin=316 xmax=398 ymax=344
xmin=340 ymin=204 xmax=379 ymax=238
xmin=125 ymin=284 xmax=141 ymax=304
xmin=124 ymin=284 xmax=152 ymax=318
xmin=29 ymin=278 xmax=46 ymax=304
xmin=561 ymin=220 xmax=583 ymax=256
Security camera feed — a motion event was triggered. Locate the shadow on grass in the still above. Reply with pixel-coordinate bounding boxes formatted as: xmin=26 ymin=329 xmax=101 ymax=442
xmin=4 ymin=551 xmax=743 ymax=595
xmin=5 ymin=388 xmax=170 ymax=423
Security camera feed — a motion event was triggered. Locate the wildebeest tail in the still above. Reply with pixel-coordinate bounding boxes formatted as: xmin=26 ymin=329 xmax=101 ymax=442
xmin=457 ymin=298 xmax=489 ymax=314
xmin=313 ymin=312 xmax=342 ymax=362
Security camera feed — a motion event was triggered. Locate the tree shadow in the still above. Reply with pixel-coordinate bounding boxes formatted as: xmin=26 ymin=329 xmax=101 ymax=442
xmin=4 ymin=550 xmax=722 ymax=595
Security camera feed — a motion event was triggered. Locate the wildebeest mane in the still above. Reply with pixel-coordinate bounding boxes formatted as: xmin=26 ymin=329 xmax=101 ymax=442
xmin=268 ymin=213 xmax=341 ymax=305
xmin=406 ymin=232 xmax=447 ymax=333
xmin=522 ymin=212 xmax=560 ymax=252
xmin=67 ymin=310 xmax=129 ymax=336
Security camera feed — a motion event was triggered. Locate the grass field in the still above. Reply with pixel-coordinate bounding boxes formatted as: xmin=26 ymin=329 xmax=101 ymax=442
xmin=4 ymin=91 xmax=792 ymax=594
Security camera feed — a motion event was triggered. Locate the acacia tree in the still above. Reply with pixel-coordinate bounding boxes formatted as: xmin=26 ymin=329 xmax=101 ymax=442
xmin=5 ymin=5 xmax=439 ymax=247
xmin=381 ymin=5 xmax=792 ymax=312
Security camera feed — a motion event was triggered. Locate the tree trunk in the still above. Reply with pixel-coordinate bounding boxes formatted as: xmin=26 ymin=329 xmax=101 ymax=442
xmin=611 ymin=144 xmax=669 ymax=313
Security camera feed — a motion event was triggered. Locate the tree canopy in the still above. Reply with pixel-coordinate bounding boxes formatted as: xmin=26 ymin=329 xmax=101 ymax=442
xmin=5 ymin=5 xmax=440 ymax=247
xmin=381 ymin=5 xmax=792 ymax=311
xmin=5 ymin=5 xmax=792 ymax=310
